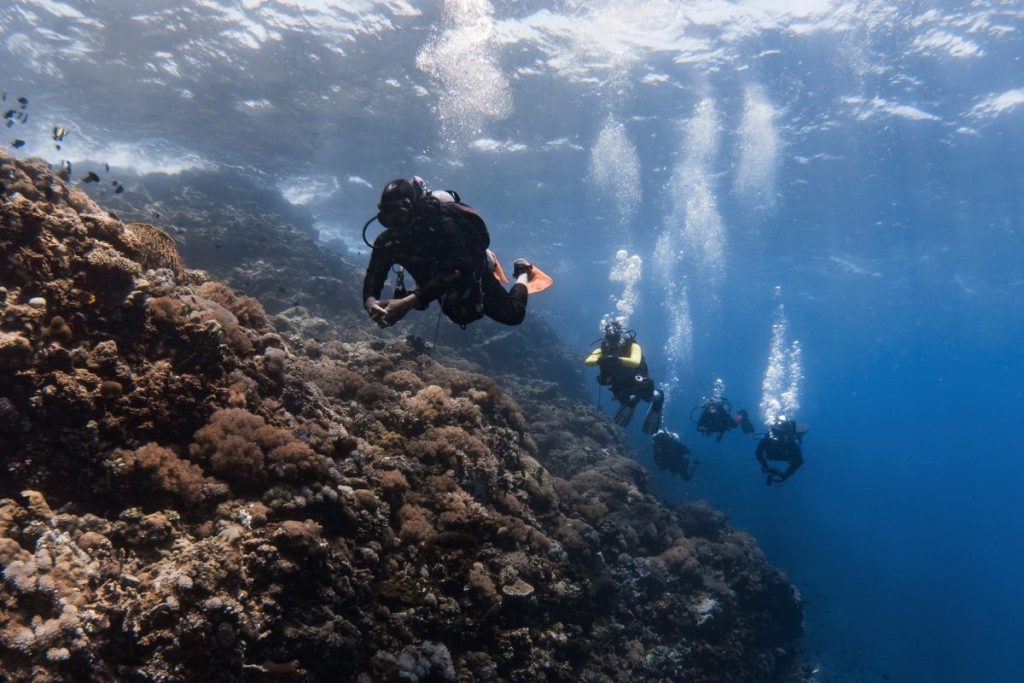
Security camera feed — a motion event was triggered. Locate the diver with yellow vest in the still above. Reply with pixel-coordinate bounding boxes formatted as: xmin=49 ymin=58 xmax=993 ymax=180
xmin=585 ymin=319 xmax=664 ymax=434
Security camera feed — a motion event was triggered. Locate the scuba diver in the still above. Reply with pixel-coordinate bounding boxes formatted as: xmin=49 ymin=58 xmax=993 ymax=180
xmin=584 ymin=319 xmax=664 ymax=434
xmin=756 ymin=416 xmax=809 ymax=486
xmin=693 ymin=397 xmax=754 ymax=442
xmin=362 ymin=177 xmax=552 ymax=329
xmin=651 ymin=429 xmax=696 ymax=481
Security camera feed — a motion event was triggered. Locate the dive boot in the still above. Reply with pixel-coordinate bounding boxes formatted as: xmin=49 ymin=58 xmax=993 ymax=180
xmin=642 ymin=390 xmax=665 ymax=435
xmin=614 ymin=402 xmax=635 ymax=427
xmin=512 ymin=259 xmax=533 ymax=278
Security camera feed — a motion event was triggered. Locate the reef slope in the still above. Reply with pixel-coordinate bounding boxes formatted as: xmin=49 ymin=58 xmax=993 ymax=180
xmin=0 ymin=150 xmax=803 ymax=682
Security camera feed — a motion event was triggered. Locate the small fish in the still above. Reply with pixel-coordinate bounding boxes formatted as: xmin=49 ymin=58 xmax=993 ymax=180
xmin=3 ymin=109 xmax=15 ymax=119
xmin=18 ymin=113 xmax=27 ymax=124
xmin=104 ymin=163 xmax=109 ymax=172
xmin=11 ymin=139 xmax=25 ymax=148
xmin=52 ymin=126 xmax=67 ymax=141
xmin=17 ymin=96 xmax=27 ymax=108
xmin=82 ymin=171 xmax=100 ymax=183
xmin=1 ymin=91 xmax=5 ymax=102
xmin=4 ymin=120 xmax=12 ymax=128
xmin=113 ymin=182 xmax=124 ymax=194
xmin=55 ymin=144 xmax=61 ymax=150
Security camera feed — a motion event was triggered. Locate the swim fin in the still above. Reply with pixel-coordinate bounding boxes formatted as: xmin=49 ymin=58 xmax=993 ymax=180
xmin=526 ymin=264 xmax=554 ymax=293
xmin=488 ymin=249 xmax=510 ymax=284
xmin=614 ymin=402 xmax=635 ymax=427
xmin=738 ymin=409 xmax=754 ymax=434
xmin=642 ymin=390 xmax=664 ymax=435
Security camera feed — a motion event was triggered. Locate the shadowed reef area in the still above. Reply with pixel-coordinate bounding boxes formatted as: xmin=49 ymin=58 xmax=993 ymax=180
xmin=0 ymin=150 xmax=805 ymax=682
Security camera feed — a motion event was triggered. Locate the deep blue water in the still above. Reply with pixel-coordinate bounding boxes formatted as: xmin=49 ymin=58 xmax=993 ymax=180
xmin=3 ymin=1 xmax=1023 ymax=680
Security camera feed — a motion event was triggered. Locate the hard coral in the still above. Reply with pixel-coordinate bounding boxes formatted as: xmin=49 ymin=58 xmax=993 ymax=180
xmin=188 ymin=409 xmax=327 ymax=493
xmin=124 ymin=222 xmax=185 ymax=276
xmin=0 ymin=332 xmax=32 ymax=369
xmin=146 ymin=296 xmax=185 ymax=325
xmin=83 ymin=245 xmax=142 ymax=294
xmin=188 ymin=294 xmax=253 ymax=355
xmin=396 ymin=503 xmax=434 ymax=542
xmin=403 ymin=385 xmax=455 ymax=426
xmin=42 ymin=316 xmax=72 ymax=345
xmin=109 ymin=443 xmax=227 ymax=508
xmin=197 ymin=281 xmax=267 ymax=329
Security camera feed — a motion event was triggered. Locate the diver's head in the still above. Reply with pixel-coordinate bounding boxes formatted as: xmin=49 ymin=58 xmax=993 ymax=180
xmin=602 ymin=319 xmax=625 ymax=347
xmin=377 ymin=178 xmax=417 ymax=229
xmin=652 ymin=429 xmax=678 ymax=449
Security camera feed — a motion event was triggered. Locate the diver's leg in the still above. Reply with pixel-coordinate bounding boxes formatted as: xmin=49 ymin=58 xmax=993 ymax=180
xmin=482 ymin=275 xmax=527 ymax=325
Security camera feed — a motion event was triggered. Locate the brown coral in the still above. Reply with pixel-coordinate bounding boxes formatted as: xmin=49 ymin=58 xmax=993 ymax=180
xmin=188 ymin=409 xmax=327 ymax=492
xmin=124 ymin=222 xmax=185 ymax=276
xmin=110 ymin=443 xmax=226 ymax=508
xmin=197 ymin=281 xmax=267 ymax=329
xmin=42 ymin=316 xmax=73 ymax=345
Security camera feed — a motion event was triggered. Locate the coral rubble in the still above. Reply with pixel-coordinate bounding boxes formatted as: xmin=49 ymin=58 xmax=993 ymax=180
xmin=1 ymin=150 xmax=804 ymax=681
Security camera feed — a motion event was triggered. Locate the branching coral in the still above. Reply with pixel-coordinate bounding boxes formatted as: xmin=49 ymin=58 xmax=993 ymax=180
xmin=188 ymin=409 xmax=328 ymax=493
xmin=0 ymin=523 xmax=108 ymax=668
xmin=108 ymin=443 xmax=228 ymax=508
xmin=197 ymin=281 xmax=267 ymax=329
xmin=186 ymin=294 xmax=253 ymax=355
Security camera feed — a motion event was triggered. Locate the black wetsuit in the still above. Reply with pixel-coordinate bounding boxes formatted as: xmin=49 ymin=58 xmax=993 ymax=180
xmin=756 ymin=422 xmax=804 ymax=484
xmin=697 ymin=401 xmax=735 ymax=442
xmin=652 ymin=431 xmax=694 ymax=481
xmin=597 ymin=342 xmax=655 ymax=406
xmin=362 ymin=201 xmax=527 ymax=326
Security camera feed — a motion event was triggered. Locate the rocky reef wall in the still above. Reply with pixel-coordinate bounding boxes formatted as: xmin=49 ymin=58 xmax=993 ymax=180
xmin=0 ymin=150 xmax=804 ymax=681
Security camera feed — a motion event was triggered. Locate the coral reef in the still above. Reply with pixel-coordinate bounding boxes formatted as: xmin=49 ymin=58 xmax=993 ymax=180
xmin=81 ymin=167 xmax=588 ymax=398
xmin=2 ymin=149 xmax=805 ymax=681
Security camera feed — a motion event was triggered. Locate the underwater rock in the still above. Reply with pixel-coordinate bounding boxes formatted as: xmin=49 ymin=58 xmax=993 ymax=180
xmin=0 ymin=149 xmax=803 ymax=681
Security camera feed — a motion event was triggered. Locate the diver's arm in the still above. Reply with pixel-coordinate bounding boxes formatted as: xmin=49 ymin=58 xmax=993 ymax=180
xmin=414 ymin=273 xmax=453 ymax=305
xmin=776 ymin=452 xmax=804 ymax=481
xmin=584 ymin=348 xmax=602 ymax=366
xmin=619 ymin=342 xmax=643 ymax=368
xmin=362 ymin=235 xmax=393 ymax=305
xmin=756 ymin=439 xmax=770 ymax=472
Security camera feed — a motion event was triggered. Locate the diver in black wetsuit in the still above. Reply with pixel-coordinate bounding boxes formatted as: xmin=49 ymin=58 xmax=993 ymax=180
xmin=584 ymin=320 xmax=664 ymax=434
xmin=756 ymin=416 xmax=808 ymax=486
xmin=695 ymin=398 xmax=754 ymax=442
xmin=652 ymin=429 xmax=696 ymax=481
xmin=362 ymin=177 xmax=538 ymax=329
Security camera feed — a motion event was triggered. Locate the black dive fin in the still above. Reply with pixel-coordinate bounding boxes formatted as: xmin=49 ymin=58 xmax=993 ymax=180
xmin=642 ymin=391 xmax=664 ymax=435
xmin=614 ymin=403 xmax=635 ymax=427
xmin=738 ymin=409 xmax=754 ymax=434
